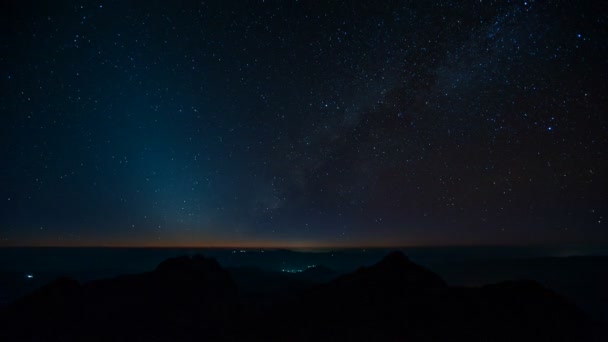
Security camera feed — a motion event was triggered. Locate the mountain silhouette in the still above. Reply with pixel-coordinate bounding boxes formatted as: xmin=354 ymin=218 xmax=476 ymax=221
xmin=259 ymin=252 xmax=597 ymax=341
xmin=1 ymin=254 xmax=238 ymax=341
xmin=0 ymin=252 xmax=602 ymax=341
xmin=331 ymin=251 xmax=446 ymax=291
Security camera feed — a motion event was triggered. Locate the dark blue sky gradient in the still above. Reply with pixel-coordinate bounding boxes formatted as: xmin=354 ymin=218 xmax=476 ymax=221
xmin=1 ymin=1 xmax=606 ymax=247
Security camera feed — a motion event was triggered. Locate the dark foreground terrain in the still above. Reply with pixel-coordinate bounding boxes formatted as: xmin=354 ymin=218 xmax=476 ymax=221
xmin=1 ymin=252 xmax=605 ymax=341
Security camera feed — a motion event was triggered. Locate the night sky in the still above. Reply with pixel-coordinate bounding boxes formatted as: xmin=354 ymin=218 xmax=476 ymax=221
xmin=1 ymin=1 xmax=606 ymax=247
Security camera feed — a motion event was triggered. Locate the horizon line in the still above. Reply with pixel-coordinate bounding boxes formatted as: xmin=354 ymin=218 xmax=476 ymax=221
xmin=1 ymin=242 xmax=605 ymax=249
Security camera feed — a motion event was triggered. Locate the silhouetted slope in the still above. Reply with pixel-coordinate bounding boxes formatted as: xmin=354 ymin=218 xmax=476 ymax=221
xmin=433 ymin=255 xmax=608 ymax=320
xmin=228 ymin=266 xmax=311 ymax=295
xmin=331 ymin=251 xmax=446 ymax=290
xmin=0 ymin=252 xmax=601 ymax=341
xmin=1 ymin=255 xmax=238 ymax=341
xmin=265 ymin=252 xmax=595 ymax=341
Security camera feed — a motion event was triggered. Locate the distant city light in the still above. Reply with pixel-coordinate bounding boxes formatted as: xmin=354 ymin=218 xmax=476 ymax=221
xmin=281 ymin=265 xmax=317 ymax=273
xmin=25 ymin=274 xmax=34 ymax=279
xmin=281 ymin=269 xmax=303 ymax=273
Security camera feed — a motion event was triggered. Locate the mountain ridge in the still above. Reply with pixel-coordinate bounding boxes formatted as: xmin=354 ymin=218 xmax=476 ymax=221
xmin=0 ymin=252 xmax=602 ymax=341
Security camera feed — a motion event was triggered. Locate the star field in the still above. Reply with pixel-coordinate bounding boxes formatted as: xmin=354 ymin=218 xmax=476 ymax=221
xmin=1 ymin=1 xmax=606 ymax=247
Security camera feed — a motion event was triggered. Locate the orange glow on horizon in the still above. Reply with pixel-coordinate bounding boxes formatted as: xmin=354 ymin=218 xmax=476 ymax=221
xmin=0 ymin=234 xmax=452 ymax=249
xmin=0 ymin=237 xmax=536 ymax=249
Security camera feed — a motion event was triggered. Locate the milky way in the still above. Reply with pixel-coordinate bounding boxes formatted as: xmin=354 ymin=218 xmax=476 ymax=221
xmin=1 ymin=1 xmax=606 ymax=246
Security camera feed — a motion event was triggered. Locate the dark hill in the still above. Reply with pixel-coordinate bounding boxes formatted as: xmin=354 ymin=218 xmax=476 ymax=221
xmin=260 ymin=252 xmax=596 ymax=341
xmin=0 ymin=252 xmax=602 ymax=341
xmin=1 ymin=254 xmax=238 ymax=341
xmin=331 ymin=251 xmax=446 ymax=291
